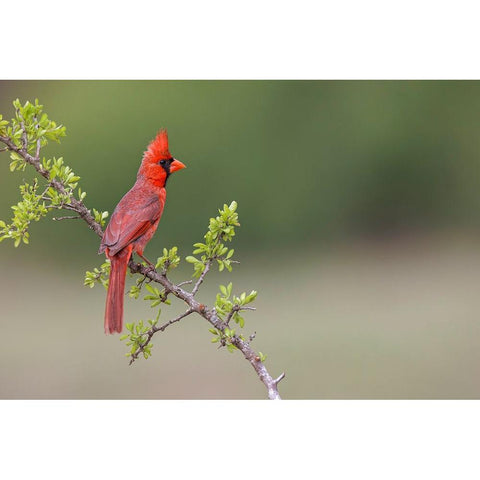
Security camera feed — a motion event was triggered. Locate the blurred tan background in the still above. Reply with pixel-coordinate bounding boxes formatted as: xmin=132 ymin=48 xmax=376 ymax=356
xmin=1 ymin=80 xmax=480 ymax=399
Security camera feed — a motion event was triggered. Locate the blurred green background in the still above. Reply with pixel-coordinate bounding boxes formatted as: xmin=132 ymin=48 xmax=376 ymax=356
xmin=1 ymin=80 xmax=480 ymax=399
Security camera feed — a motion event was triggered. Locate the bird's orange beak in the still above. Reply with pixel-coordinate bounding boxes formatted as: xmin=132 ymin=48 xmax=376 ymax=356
xmin=170 ymin=158 xmax=186 ymax=173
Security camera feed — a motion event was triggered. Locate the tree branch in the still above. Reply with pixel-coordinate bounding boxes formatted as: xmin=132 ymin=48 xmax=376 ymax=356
xmin=127 ymin=261 xmax=283 ymax=399
xmin=0 ymin=133 xmax=104 ymax=237
xmin=191 ymin=259 xmax=211 ymax=296
xmin=0 ymin=130 xmax=285 ymax=400
xmin=155 ymin=308 xmax=195 ymax=333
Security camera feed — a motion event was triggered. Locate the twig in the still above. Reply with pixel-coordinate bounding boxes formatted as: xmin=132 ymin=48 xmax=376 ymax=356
xmin=226 ymin=305 xmax=240 ymax=324
xmin=19 ymin=119 xmax=28 ymax=151
xmin=191 ymin=260 xmax=211 ymax=296
xmin=274 ymin=372 xmax=286 ymax=385
xmin=226 ymin=305 xmax=256 ymax=325
xmin=53 ymin=215 xmax=81 ymax=221
xmin=154 ymin=308 xmax=195 ymax=333
xmin=191 ymin=233 xmax=224 ymax=296
xmin=34 ymin=114 xmax=41 ymax=159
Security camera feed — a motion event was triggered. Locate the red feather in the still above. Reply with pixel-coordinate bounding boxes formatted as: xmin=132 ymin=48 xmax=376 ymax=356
xmin=144 ymin=129 xmax=171 ymax=162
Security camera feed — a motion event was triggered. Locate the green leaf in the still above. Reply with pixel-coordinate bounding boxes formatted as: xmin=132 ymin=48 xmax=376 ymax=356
xmin=145 ymin=284 xmax=159 ymax=296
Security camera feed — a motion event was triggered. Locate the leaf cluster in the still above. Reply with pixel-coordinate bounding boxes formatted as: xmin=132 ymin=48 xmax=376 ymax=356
xmin=209 ymin=325 xmax=241 ymax=353
xmin=186 ymin=201 xmax=239 ymax=277
xmin=209 ymin=282 xmax=258 ymax=351
xmin=120 ymin=320 xmax=158 ymax=360
xmin=0 ymin=99 xmax=108 ymax=246
xmin=0 ymin=180 xmax=48 ymax=246
xmin=126 ymin=246 xmax=180 ymax=299
xmin=143 ymin=283 xmax=170 ymax=308
xmin=92 ymin=208 xmax=109 ymax=227
xmin=155 ymin=246 xmax=180 ymax=273
xmin=84 ymin=261 xmax=111 ymax=289
xmin=0 ymin=98 xmax=66 ymax=158
xmin=215 ymin=282 xmax=257 ymax=327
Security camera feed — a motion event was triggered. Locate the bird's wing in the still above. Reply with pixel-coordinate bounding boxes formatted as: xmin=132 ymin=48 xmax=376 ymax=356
xmin=99 ymin=191 xmax=162 ymax=256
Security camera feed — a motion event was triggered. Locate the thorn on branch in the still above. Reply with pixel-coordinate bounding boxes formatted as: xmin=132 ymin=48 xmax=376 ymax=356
xmin=273 ymin=372 xmax=286 ymax=385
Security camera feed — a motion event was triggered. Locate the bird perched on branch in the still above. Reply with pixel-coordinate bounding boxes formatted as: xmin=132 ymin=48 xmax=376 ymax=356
xmin=99 ymin=129 xmax=185 ymax=334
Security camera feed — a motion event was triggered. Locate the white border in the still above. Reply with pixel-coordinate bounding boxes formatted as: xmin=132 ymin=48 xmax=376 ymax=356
xmin=1 ymin=400 xmax=479 ymax=479
xmin=3 ymin=1 xmax=480 ymax=79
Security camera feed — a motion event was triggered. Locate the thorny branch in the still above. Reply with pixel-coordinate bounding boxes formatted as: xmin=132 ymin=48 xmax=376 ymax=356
xmin=0 ymin=129 xmax=285 ymax=400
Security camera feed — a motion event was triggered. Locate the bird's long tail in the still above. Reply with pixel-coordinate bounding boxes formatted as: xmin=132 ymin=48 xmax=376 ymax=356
xmin=105 ymin=245 xmax=132 ymax=334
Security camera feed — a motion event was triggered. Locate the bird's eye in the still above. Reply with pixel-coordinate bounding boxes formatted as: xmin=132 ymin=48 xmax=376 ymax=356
xmin=159 ymin=160 xmax=166 ymax=166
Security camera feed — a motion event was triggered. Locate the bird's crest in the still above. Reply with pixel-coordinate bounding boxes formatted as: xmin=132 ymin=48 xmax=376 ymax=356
xmin=144 ymin=129 xmax=171 ymax=161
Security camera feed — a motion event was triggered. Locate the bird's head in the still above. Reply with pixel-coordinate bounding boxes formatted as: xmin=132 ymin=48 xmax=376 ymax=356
xmin=139 ymin=129 xmax=186 ymax=186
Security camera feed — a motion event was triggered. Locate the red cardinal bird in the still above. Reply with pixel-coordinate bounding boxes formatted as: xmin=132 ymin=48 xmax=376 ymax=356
xmin=99 ymin=129 xmax=185 ymax=334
